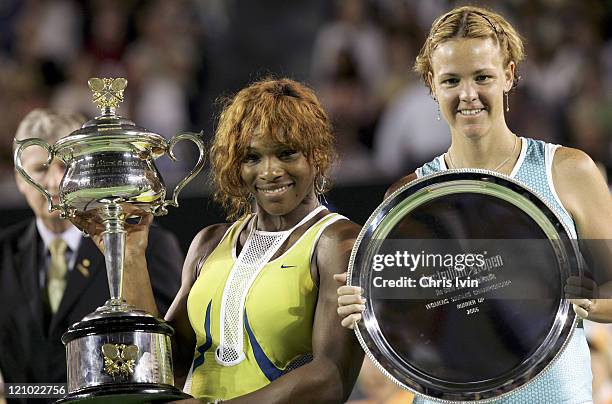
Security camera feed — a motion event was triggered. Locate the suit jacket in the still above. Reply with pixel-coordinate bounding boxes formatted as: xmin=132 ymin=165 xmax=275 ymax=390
xmin=0 ymin=218 xmax=183 ymax=391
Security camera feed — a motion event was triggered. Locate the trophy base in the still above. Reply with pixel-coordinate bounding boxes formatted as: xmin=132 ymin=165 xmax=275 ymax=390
xmin=57 ymin=383 xmax=191 ymax=403
xmin=62 ymin=303 xmax=179 ymax=398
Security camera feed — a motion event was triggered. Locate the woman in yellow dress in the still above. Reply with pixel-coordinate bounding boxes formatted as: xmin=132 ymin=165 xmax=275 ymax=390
xmin=83 ymin=78 xmax=364 ymax=403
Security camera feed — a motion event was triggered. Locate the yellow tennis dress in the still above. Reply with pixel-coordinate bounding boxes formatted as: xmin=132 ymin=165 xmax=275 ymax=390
xmin=186 ymin=209 xmax=345 ymax=401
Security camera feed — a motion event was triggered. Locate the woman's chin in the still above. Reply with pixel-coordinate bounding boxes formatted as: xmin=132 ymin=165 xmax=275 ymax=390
xmin=453 ymin=124 xmax=491 ymax=140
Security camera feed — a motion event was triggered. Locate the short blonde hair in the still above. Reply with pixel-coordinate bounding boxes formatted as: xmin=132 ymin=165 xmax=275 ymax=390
xmin=415 ymin=6 xmax=525 ymax=92
xmin=14 ymin=108 xmax=86 ymax=149
xmin=210 ymin=78 xmax=335 ymax=221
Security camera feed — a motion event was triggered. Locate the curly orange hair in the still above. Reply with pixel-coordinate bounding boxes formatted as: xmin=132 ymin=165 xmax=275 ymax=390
xmin=415 ymin=6 xmax=525 ymax=93
xmin=210 ymin=78 xmax=335 ymax=220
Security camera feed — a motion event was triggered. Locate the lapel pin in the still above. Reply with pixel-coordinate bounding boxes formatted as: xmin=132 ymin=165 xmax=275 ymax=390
xmin=77 ymin=259 xmax=91 ymax=277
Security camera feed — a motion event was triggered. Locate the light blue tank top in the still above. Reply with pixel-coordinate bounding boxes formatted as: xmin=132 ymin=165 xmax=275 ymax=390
xmin=413 ymin=138 xmax=592 ymax=404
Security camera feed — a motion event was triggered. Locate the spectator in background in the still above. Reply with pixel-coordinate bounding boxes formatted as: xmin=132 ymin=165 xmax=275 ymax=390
xmin=373 ymin=78 xmax=450 ymax=178
xmin=375 ymin=26 xmax=418 ymax=106
xmin=373 ymin=28 xmax=449 ymax=178
xmin=50 ymin=52 xmax=100 ymax=119
xmin=0 ymin=109 xmax=183 ymax=398
xmin=126 ymin=0 xmax=199 ymax=134
xmin=29 ymin=0 xmax=82 ymax=75
xmin=566 ymin=61 xmax=610 ymax=170
xmin=83 ymin=0 xmax=130 ymax=77
xmin=0 ymin=1 xmax=49 ymax=178
xmin=126 ymin=0 xmax=202 ymax=176
xmin=318 ymin=47 xmax=381 ymax=183
xmin=0 ymin=1 xmax=608 ymax=189
xmin=311 ymin=0 xmax=387 ymax=94
xmin=311 ymin=0 xmax=386 ymax=183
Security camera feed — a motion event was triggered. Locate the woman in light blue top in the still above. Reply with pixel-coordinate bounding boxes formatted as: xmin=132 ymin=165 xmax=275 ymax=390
xmin=335 ymin=5 xmax=612 ymax=404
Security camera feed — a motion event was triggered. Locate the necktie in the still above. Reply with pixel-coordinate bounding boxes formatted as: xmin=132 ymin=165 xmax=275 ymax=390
xmin=47 ymin=238 xmax=68 ymax=314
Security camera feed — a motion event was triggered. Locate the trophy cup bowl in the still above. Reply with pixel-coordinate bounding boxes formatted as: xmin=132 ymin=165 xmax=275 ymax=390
xmin=14 ymin=78 xmax=204 ymax=402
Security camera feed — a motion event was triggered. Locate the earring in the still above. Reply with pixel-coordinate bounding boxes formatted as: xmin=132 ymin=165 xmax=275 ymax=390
xmin=314 ymin=174 xmax=328 ymax=206
xmin=434 ymin=98 xmax=441 ymax=121
xmin=505 ymin=91 xmax=509 ymax=112
xmin=240 ymin=192 xmax=254 ymax=211
xmin=314 ymin=175 xmax=326 ymax=195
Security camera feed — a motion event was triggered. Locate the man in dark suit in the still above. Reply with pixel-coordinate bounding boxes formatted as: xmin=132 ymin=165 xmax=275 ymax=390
xmin=0 ymin=109 xmax=183 ymax=399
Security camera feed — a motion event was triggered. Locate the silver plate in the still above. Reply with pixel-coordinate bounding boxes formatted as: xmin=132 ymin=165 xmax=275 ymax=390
xmin=348 ymin=169 xmax=581 ymax=402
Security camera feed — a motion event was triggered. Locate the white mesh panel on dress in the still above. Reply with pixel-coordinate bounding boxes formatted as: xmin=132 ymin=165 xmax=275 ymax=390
xmin=216 ymin=229 xmax=289 ymax=364
xmin=216 ymin=206 xmax=326 ymax=366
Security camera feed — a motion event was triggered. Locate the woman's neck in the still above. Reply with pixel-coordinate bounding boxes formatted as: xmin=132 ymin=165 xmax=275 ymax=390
xmin=447 ymin=127 xmax=518 ymax=173
xmin=254 ymin=193 xmax=321 ymax=232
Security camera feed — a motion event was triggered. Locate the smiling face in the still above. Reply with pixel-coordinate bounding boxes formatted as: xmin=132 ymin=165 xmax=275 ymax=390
xmin=240 ymin=136 xmax=316 ymax=218
xmin=211 ymin=78 xmax=335 ymax=221
xmin=429 ymin=37 xmax=514 ymax=140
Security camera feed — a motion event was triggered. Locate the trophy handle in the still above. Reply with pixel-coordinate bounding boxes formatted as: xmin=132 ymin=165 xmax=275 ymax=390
xmin=155 ymin=131 xmax=206 ymax=216
xmin=14 ymin=138 xmax=63 ymax=214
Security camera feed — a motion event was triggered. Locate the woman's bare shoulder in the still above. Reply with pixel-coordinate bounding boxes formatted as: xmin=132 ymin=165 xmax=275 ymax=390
xmin=188 ymin=222 xmax=234 ymax=261
xmin=385 ymin=172 xmax=418 ymax=199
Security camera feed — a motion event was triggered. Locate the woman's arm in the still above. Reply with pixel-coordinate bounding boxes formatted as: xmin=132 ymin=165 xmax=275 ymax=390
xmin=336 ymin=172 xmax=419 ymax=330
xmin=219 ymin=220 xmax=364 ymax=404
xmin=384 ymin=172 xmax=418 ymax=199
xmin=166 ymin=223 xmax=232 ymax=385
xmin=80 ymin=215 xmax=231 ymax=384
xmin=76 ymin=212 xmax=162 ymax=315
xmin=553 ymin=147 xmax=612 ymax=322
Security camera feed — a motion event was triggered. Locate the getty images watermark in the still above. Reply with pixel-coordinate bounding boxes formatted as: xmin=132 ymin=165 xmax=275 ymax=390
xmin=371 ymin=249 xmax=503 ymax=289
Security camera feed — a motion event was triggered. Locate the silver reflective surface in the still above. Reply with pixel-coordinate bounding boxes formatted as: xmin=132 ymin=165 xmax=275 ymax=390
xmin=13 ymin=79 xmax=202 ymax=400
xmin=13 ymin=95 xmax=205 ymax=300
xmin=14 ymin=115 xmax=206 ymax=219
xmin=62 ymin=151 xmax=164 ymax=212
xmin=66 ymin=331 xmax=174 ymax=393
xmin=348 ymin=170 xmax=581 ymax=402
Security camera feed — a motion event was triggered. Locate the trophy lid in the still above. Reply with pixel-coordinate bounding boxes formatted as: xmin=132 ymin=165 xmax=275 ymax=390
xmin=61 ymin=299 xmax=175 ymax=344
xmin=53 ymin=78 xmax=167 ymax=160
xmin=62 ymin=310 xmax=175 ymax=344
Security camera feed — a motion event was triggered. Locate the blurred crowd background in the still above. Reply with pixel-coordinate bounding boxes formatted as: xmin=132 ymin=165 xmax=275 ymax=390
xmin=1 ymin=0 xmax=612 ymax=198
xmin=0 ymin=0 xmax=611 ymax=402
